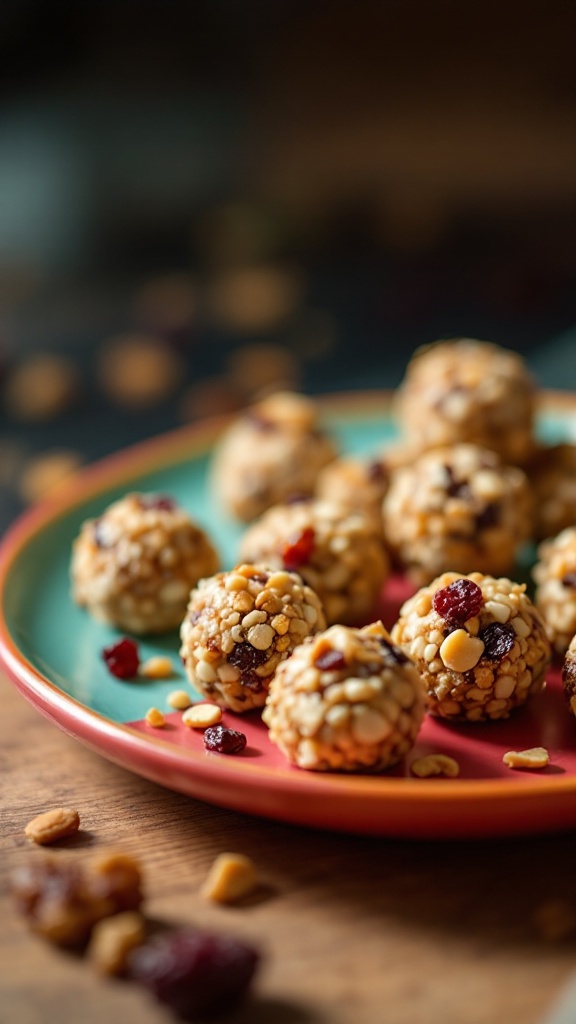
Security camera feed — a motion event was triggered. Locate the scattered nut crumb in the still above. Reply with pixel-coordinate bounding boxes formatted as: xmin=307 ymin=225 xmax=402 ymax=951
xmin=410 ymin=754 xmax=460 ymax=778
xmin=503 ymin=747 xmax=550 ymax=769
xmin=145 ymin=707 xmax=166 ymax=728
xmin=182 ymin=704 xmax=223 ymax=729
xmin=88 ymin=911 xmax=147 ymax=975
xmin=167 ymin=689 xmax=193 ymax=710
xmin=24 ymin=807 xmax=80 ymax=845
xmin=140 ymin=655 xmax=174 ymax=679
xmin=201 ymin=852 xmax=258 ymax=904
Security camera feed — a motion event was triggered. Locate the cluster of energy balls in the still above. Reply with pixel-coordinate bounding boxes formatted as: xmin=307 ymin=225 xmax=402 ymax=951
xmin=71 ymin=339 xmax=576 ymax=772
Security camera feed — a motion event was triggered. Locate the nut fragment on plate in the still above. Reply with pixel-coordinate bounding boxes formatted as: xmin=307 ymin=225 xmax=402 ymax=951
xmin=88 ymin=911 xmax=147 ymax=975
xmin=410 ymin=754 xmax=460 ymax=778
xmin=201 ymin=853 xmax=258 ymax=904
xmin=182 ymin=703 xmax=223 ymax=729
xmin=167 ymin=689 xmax=193 ymax=710
xmin=502 ymin=747 xmax=550 ymax=769
xmin=24 ymin=807 xmax=80 ymax=845
xmin=145 ymin=707 xmax=166 ymax=728
xmin=140 ymin=655 xmax=174 ymax=679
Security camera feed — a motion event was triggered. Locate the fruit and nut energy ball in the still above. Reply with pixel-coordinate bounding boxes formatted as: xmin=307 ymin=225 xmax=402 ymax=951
xmin=533 ymin=527 xmax=576 ymax=655
xmin=382 ymin=443 xmax=532 ymax=585
xmin=315 ymin=454 xmax=389 ymax=531
xmin=394 ymin=338 xmax=536 ymax=465
xmin=562 ymin=634 xmax=576 ymax=719
xmin=527 ymin=443 xmax=576 ymax=541
xmin=262 ymin=621 xmax=425 ymax=771
xmin=391 ymin=572 xmax=551 ymax=722
xmin=210 ymin=390 xmax=338 ymax=522
xmin=179 ymin=563 xmax=326 ymax=712
xmin=238 ymin=497 xmax=389 ymax=626
xmin=71 ymin=493 xmax=219 ymax=634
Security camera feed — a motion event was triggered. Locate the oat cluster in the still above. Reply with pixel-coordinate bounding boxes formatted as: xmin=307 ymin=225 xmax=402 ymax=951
xmin=382 ymin=444 xmax=532 ymax=585
xmin=394 ymin=337 xmax=536 ymax=465
xmin=262 ymin=621 xmax=425 ymax=771
xmin=391 ymin=571 xmax=551 ymax=722
xmin=533 ymin=526 xmax=576 ymax=655
xmin=71 ymin=493 xmax=219 ymax=634
xmin=210 ymin=390 xmax=337 ymax=522
xmin=180 ymin=563 xmax=326 ymax=712
xmin=238 ymin=497 xmax=389 ymax=625
xmin=314 ymin=455 xmax=389 ymax=531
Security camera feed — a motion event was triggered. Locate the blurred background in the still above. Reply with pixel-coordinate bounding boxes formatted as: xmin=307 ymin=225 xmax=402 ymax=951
xmin=1 ymin=0 xmax=575 ymax=533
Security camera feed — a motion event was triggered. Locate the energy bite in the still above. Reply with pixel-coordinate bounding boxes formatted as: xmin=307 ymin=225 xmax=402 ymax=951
xmin=71 ymin=493 xmax=219 ymax=634
xmin=262 ymin=621 xmax=425 ymax=771
xmin=382 ymin=443 xmax=532 ymax=585
xmin=179 ymin=563 xmax=326 ymax=712
xmin=391 ymin=572 xmax=551 ymax=722
xmin=533 ymin=527 xmax=576 ymax=655
xmin=562 ymin=635 xmax=576 ymax=719
xmin=394 ymin=338 xmax=537 ymax=465
xmin=210 ymin=390 xmax=338 ymax=522
xmin=527 ymin=443 xmax=576 ymax=541
xmin=238 ymin=498 xmax=389 ymax=625
xmin=315 ymin=454 xmax=389 ymax=531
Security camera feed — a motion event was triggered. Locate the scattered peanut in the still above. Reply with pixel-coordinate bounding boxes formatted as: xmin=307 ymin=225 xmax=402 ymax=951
xmin=24 ymin=807 xmax=80 ymax=845
xmin=88 ymin=911 xmax=147 ymax=975
xmin=201 ymin=852 xmax=258 ymax=904
xmin=140 ymin=655 xmax=174 ymax=679
xmin=145 ymin=707 xmax=166 ymax=728
xmin=410 ymin=754 xmax=460 ymax=778
xmin=502 ymin=747 xmax=550 ymax=769
xmin=167 ymin=689 xmax=193 ymax=710
xmin=182 ymin=703 xmax=223 ymax=729
xmin=439 ymin=629 xmax=485 ymax=673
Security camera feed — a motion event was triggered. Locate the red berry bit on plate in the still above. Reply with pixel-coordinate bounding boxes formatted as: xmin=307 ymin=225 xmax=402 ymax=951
xmin=127 ymin=927 xmax=260 ymax=1021
xmin=102 ymin=638 xmax=140 ymax=679
xmin=204 ymin=724 xmax=247 ymax=755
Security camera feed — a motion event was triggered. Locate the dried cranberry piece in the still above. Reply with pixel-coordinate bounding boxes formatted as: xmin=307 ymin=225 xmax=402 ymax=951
xmin=367 ymin=459 xmax=386 ymax=483
xmin=479 ymin=622 xmax=516 ymax=661
xmin=228 ymin=642 xmax=269 ymax=672
xmin=432 ymin=579 xmax=483 ymax=625
xmin=562 ymin=573 xmax=576 ymax=589
xmin=140 ymin=494 xmax=176 ymax=511
xmin=315 ymin=649 xmax=346 ymax=672
xmin=102 ymin=638 xmax=140 ymax=679
xmin=204 ymin=725 xmax=247 ymax=754
xmin=127 ymin=927 xmax=260 ymax=1021
xmin=443 ymin=465 xmax=471 ymax=500
xmin=282 ymin=526 xmax=315 ymax=571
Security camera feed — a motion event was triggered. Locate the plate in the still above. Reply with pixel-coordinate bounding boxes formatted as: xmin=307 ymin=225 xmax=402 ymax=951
xmin=1 ymin=390 xmax=575 ymax=840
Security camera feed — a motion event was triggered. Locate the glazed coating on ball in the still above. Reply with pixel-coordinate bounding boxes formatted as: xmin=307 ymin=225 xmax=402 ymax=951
xmin=391 ymin=571 xmax=551 ymax=722
xmin=526 ymin=443 xmax=576 ymax=541
xmin=561 ymin=634 xmax=576 ymax=719
xmin=71 ymin=493 xmax=219 ymax=634
xmin=210 ymin=390 xmax=338 ymax=522
xmin=394 ymin=338 xmax=536 ymax=465
xmin=238 ymin=497 xmax=389 ymax=626
xmin=382 ymin=443 xmax=533 ymax=585
xmin=262 ymin=621 xmax=425 ymax=771
xmin=533 ymin=527 xmax=576 ymax=656
xmin=179 ymin=563 xmax=326 ymax=712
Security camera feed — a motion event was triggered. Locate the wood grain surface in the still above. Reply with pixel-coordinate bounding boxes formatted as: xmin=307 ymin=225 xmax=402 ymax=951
xmin=1 ymin=670 xmax=575 ymax=1024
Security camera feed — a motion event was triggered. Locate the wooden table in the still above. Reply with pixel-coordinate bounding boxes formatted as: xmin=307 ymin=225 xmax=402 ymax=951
xmin=2 ymin=669 xmax=575 ymax=1024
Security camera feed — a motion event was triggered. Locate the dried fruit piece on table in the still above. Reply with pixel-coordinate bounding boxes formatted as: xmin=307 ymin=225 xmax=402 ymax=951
xmin=10 ymin=850 xmax=143 ymax=948
xmin=127 ymin=927 xmax=260 ymax=1021
xmin=24 ymin=807 xmax=80 ymax=845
